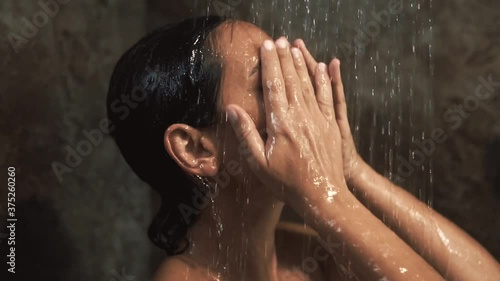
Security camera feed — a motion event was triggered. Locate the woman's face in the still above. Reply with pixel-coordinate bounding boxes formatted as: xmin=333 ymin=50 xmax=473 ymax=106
xmin=211 ymin=21 xmax=272 ymax=183
xmin=217 ymin=21 xmax=271 ymax=132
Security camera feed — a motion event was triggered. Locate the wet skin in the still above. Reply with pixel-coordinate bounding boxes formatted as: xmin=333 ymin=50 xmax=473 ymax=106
xmin=160 ymin=20 xmax=500 ymax=281
xmin=161 ymin=20 xmax=341 ymax=281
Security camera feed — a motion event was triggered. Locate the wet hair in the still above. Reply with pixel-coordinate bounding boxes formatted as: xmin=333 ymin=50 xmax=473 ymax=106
xmin=106 ymin=16 xmax=229 ymax=255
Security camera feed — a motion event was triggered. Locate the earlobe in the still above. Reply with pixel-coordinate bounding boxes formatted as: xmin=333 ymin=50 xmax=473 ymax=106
xmin=164 ymin=124 xmax=219 ymax=177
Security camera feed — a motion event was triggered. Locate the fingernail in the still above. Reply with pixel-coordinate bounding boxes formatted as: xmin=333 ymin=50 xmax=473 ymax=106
xmin=318 ymin=63 xmax=327 ymax=72
xmin=276 ymin=37 xmax=288 ymax=49
xmin=226 ymin=107 xmax=238 ymax=125
xmin=291 ymin=47 xmax=301 ymax=58
xmin=263 ymin=40 xmax=274 ymax=51
xmin=296 ymin=38 xmax=305 ymax=48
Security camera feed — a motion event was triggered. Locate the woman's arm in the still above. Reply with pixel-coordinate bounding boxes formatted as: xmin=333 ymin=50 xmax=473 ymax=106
xmin=301 ymin=176 xmax=444 ymax=281
xmin=226 ymin=37 xmax=443 ymax=281
xmin=347 ymin=160 xmax=500 ymax=281
xmin=293 ymin=39 xmax=500 ymax=281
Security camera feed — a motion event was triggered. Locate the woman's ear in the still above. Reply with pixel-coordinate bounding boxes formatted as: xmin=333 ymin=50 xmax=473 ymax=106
xmin=164 ymin=124 xmax=219 ymax=177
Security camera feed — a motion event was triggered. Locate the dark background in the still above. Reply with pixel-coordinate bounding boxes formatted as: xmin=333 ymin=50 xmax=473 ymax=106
xmin=0 ymin=0 xmax=499 ymax=280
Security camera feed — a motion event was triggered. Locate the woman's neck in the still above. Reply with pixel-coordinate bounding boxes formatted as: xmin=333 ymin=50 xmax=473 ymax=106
xmin=185 ymin=185 xmax=285 ymax=281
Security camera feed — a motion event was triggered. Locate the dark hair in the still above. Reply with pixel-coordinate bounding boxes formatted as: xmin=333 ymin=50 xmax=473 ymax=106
xmin=106 ymin=16 xmax=229 ymax=255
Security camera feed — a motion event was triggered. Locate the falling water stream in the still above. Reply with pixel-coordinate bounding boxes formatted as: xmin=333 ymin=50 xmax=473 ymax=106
xmin=202 ymin=0 xmax=434 ymax=202
xmin=192 ymin=0 xmax=434 ymax=279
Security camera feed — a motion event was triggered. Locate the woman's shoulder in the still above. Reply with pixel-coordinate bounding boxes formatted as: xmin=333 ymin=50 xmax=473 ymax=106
xmin=276 ymin=221 xmax=347 ymax=281
xmin=152 ymin=222 xmax=337 ymax=281
xmin=276 ymin=221 xmax=320 ymax=237
xmin=151 ymin=255 xmax=213 ymax=281
xmin=275 ymin=221 xmax=321 ymax=257
xmin=275 ymin=221 xmax=329 ymax=281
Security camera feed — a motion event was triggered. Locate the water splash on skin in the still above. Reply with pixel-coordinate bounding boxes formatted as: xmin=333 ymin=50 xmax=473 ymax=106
xmin=436 ymin=226 xmax=449 ymax=247
xmin=436 ymin=224 xmax=465 ymax=258
xmin=266 ymin=80 xmax=274 ymax=90
xmin=326 ymin=189 xmax=338 ymax=203
xmin=312 ymin=176 xmax=326 ymax=186
xmin=266 ymin=135 xmax=276 ymax=159
xmin=310 ymin=205 xmax=320 ymax=216
xmin=326 ymin=219 xmax=336 ymax=227
xmin=269 ymin=112 xmax=278 ymax=127
xmin=361 ymin=231 xmax=370 ymax=243
xmin=310 ymin=175 xmax=339 ymax=203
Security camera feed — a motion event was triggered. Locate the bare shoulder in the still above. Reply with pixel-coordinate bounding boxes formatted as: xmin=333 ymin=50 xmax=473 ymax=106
xmin=151 ymin=256 xmax=213 ymax=281
xmin=275 ymin=221 xmax=320 ymax=264
xmin=275 ymin=221 xmax=324 ymax=255
xmin=276 ymin=221 xmax=320 ymax=238
xmin=152 ymin=223 xmax=341 ymax=281
xmin=275 ymin=222 xmax=333 ymax=281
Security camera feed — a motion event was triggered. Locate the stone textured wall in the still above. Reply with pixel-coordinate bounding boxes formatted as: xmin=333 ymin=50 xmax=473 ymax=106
xmin=0 ymin=0 xmax=498 ymax=280
xmin=0 ymin=1 xmax=153 ymax=280
xmin=432 ymin=0 xmax=500 ymax=260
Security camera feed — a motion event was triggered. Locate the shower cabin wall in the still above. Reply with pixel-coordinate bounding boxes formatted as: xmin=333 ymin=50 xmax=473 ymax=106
xmin=0 ymin=1 xmax=151 ymax=280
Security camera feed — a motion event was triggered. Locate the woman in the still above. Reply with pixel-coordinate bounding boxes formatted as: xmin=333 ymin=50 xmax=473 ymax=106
xmin=107 ymin=16 xmax=500 ymax=281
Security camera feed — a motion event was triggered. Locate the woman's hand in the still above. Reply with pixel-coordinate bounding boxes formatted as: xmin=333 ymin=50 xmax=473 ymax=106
xmin=293 ymin=39 xmax=364 ymax=183
xmin=225 ymin=38 xmax=450 ymax=281
xmin=225 ymin=37 xmax=346 ymax=208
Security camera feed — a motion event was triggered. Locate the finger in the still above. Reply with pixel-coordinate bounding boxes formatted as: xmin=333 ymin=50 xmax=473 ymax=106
xmin=329 ymin=59 xmax=348 ymax=122
xmin=226 ymin=104 xmax=267 ymax=171
xmin=275 ymin=37 xmax=304 ymax=106
xmin=261 ymin=39 xmax=288 ymax=124
xmin=294 ymin=38 xmax=318 ymax=77
xmin=290 ymin=47 xmax=319 ymax=113
xmin=314 ymin=63 xmax=335 ymax=120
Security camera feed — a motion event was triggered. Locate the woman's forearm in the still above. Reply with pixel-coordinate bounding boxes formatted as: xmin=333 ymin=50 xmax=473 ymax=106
xmin=347 ymin=160 xmax=500 ymax=281
xmin=299 ymin=184 xmax=443 ymax=281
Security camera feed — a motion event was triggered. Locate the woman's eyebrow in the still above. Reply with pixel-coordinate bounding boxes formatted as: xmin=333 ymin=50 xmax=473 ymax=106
xmin=250 ymin=59 xmax=261 ymax=76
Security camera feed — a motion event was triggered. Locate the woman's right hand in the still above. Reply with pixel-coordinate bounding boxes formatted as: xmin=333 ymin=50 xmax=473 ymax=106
xmin=225 ymin=37 xmax=347 ymax=209
xmin=293 ymin=39 xmax=365 ymax=184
